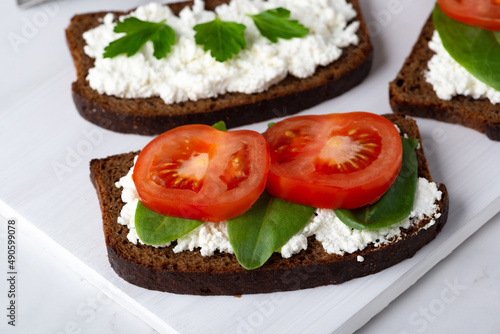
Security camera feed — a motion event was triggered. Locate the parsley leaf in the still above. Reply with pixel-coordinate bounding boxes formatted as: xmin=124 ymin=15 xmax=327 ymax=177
xmin=194 ymin=17 xmax=247 ymax=62
xmin=249 ymin=8 xmax=309 ymax=43
xmin=211 ymin=120 xmax=228 ymax=131
xmin=103 ymin=17 xmax=176 ymax=59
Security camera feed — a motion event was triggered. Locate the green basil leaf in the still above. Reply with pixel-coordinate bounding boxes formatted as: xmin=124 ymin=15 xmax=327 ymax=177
xmin=227 ymin=191 xmax=315 ymax=270
xmin=211 ymin=121 xmax=227 ymax=131
xmin=103 ymin=17 xmax=176 ymax=60
xmin=135 ymin=202 xmax=203 ymax=245
xmin=248 ymin=8 xmax=309 ymax=43
xmin=334 ymin=138 xmax=419 ymax=230
xmin=194 ymin=17 xmax=246 ymax=62
xmin=433 ymin=4 xmax=500 ymax=91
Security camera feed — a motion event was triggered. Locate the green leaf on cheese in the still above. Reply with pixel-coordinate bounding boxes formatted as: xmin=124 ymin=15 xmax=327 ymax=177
xmin=103 ymin=17 xmax=176 ymax=59
xmin=194 ymin=17 xmax=246 ymax=62
xmin=135 ymin=202 xmax=203 ymax=245
xmin=248 ymin=8 xmax=309 ymax=43
xmin=433 ymin=4 xmax=500 ymax=91
xmin=334 ymin=138 xmax=419 ymax=230
xmin=227 ymin=191 xmax=315 ymax=270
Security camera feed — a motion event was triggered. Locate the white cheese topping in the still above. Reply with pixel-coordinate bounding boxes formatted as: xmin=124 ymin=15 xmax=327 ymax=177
xmin=425 ymin=30 xmax=500 ymax=104
xmin=83 ymin=0 xmax=359 ymax=104
xmin=115 ymin=159 xmax=442 ymax=258
xmin=279 ymin=178 xmax=442 ymax=257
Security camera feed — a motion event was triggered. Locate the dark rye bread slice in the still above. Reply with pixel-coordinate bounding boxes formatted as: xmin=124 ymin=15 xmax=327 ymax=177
xmin=389 ymin=16 xmax=500 ymax=141
xmin=89 ymin=114 xmax=449 ymax=295
xmin=66 ymin=0 xmax=373 ymax=135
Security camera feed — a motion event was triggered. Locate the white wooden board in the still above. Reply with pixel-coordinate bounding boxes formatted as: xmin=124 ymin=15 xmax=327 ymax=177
xmin=1 ymin=1 xmax=499 ymax=333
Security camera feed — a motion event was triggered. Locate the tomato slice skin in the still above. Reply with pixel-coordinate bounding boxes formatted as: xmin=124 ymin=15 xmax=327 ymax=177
xmin=437 ymin=0 xmax=500 ymax=31
xmin=133 ymin=125 xmax=270 ymax=222
xmin=263 ymin=112 xmax=402 ymax=209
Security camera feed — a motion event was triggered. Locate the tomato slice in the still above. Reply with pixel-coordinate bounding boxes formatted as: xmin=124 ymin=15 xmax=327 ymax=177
xmin=133 ymin=125 xmax=270 ymax=222
xmin=263 ymin=112 xmax=402 ymax=209
xmin=437 ymin=0 xmax=500 ymax=31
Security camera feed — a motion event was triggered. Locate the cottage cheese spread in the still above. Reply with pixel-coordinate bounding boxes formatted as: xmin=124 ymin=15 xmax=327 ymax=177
xmin=115 ymin=159 xmax=442 ymax=258
xmin=83 ymin=0 xmax=360 ymax=104
xmin=425 ymin=30 xmax=500 ymax=104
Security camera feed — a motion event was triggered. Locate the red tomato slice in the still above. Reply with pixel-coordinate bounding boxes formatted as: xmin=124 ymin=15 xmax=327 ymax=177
xmin=133 ymin=125 xmax=270 ymax=222
xmin=437 ymin=0 xmax=500 ymax=31
xmin=263 ymin=112 xmax=402 ymax=209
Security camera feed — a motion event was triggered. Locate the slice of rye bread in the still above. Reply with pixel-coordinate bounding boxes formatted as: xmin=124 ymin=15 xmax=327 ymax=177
xmin=89 ymin=113 xmax=449 ymax=295
xmin=389 ymin=16 xmax=500 ymax=141
xmin=66 ymin=0 xmax=373 ymax=135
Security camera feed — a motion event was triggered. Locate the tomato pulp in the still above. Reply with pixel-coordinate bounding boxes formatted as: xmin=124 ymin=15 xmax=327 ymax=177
xmin=437 ymin=0 xmax=500 ymax=31
xmin=263 ymin=112 xmax=403 ymax=209
xmin=133 ymin=125 xmax=270 ymax=222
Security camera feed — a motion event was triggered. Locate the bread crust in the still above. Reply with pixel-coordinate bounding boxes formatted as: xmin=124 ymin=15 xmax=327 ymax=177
xmin=89 ymin=114 xmax=449 ymax=295
xmin=66 ymin=0 xmax=373 ymax=135
xmin=389 ymin=16 xmax=500 ymax=141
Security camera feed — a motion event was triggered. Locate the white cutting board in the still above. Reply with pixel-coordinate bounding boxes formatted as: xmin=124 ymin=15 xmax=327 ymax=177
xmin=1 ymin=1 xmax=500 ymax=333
